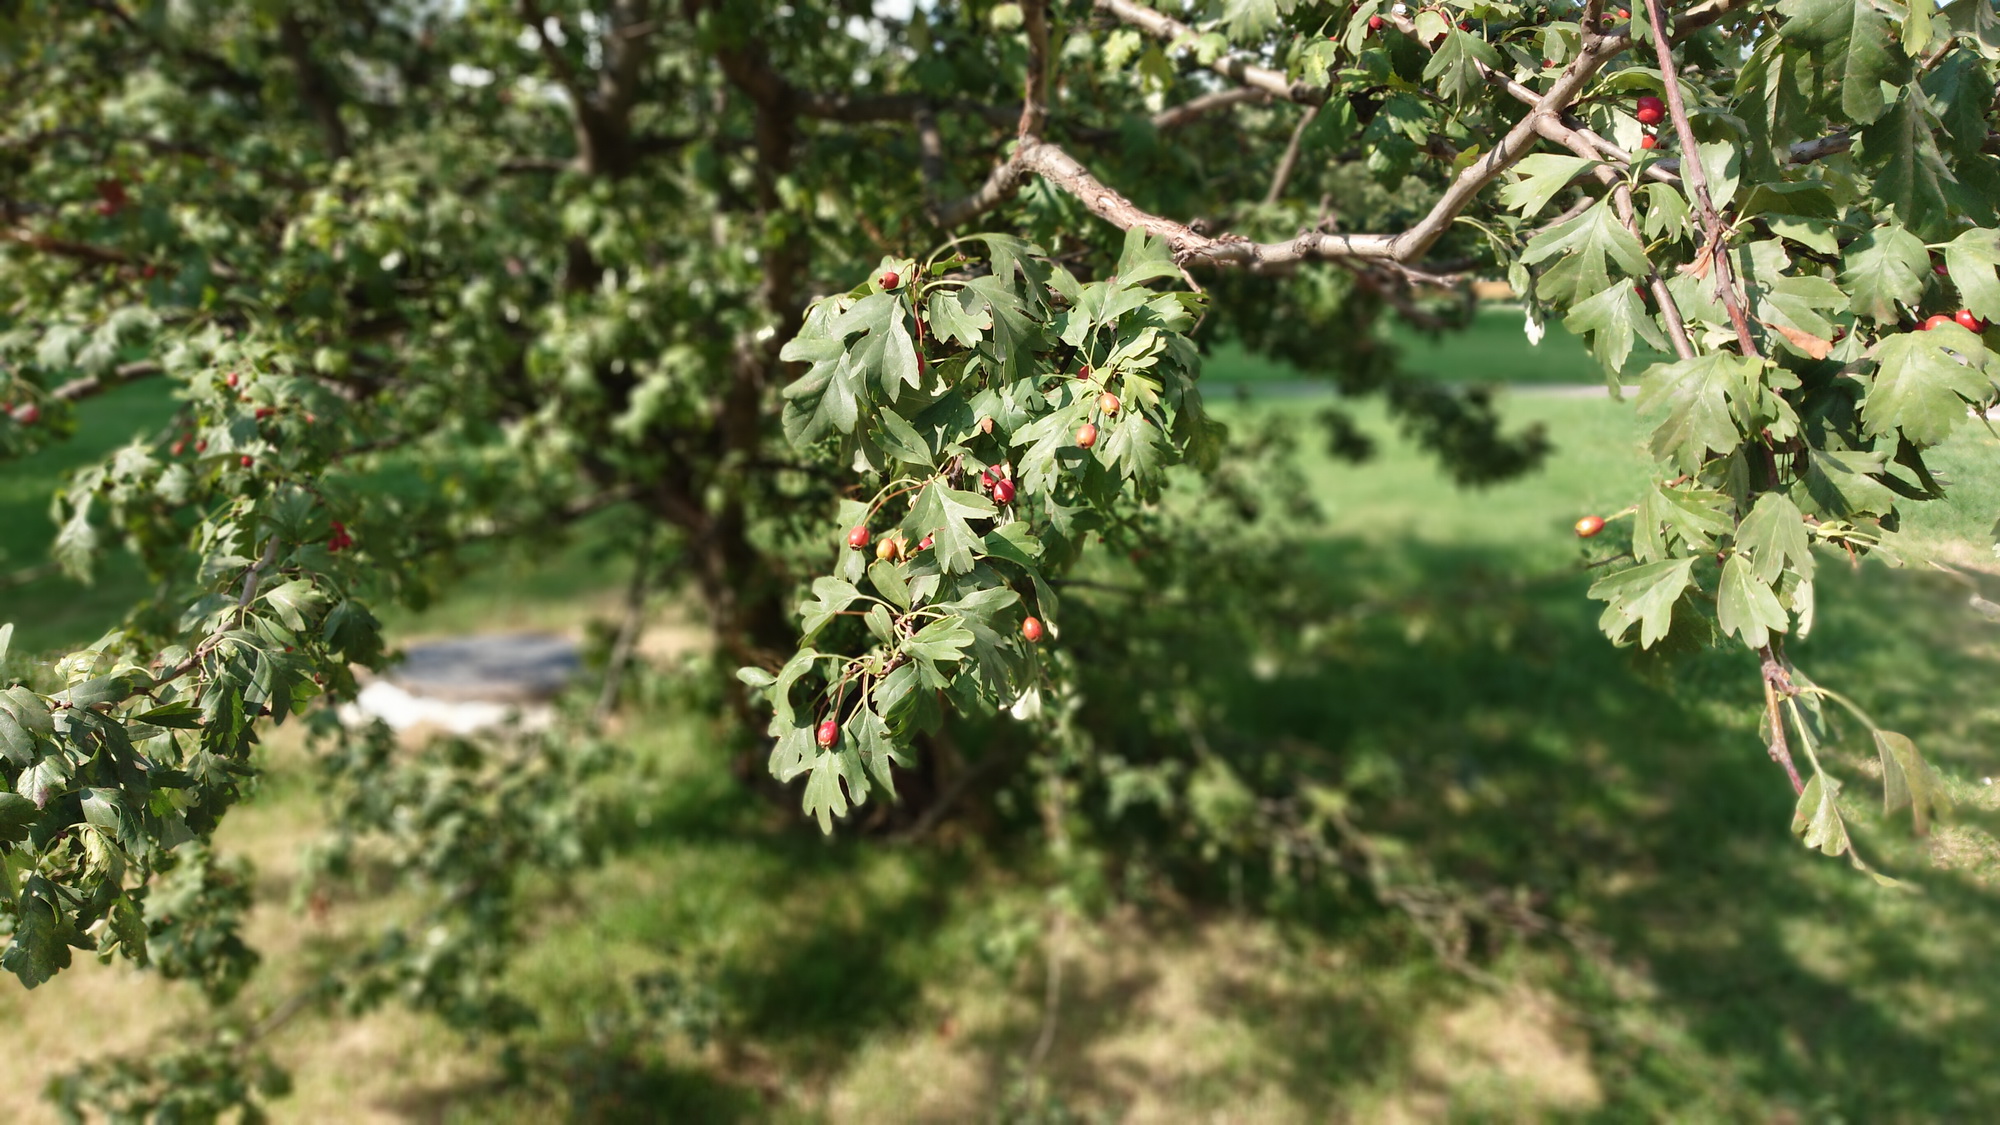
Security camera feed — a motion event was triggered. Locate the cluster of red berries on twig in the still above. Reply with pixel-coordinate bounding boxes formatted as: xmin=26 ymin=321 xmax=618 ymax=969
xmin=327 ymin=520 xmax=355 ymax=553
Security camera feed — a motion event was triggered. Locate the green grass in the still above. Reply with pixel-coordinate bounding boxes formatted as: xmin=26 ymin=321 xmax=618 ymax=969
xmin=5 ymin=372 xmax=2000 ymax=1121
xmin=1203 ymin=303 xmax=1615 ymax=386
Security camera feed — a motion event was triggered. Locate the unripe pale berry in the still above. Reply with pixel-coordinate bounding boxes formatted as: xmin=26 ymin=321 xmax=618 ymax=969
xmin=1076 ymin=422 xmax=1098 ymax=449
xmin=817 ymin=719 xmax=839 ymax=748
xmin=1021 ymin=616 xmax=1044 ymax=643
xmin=846 ymin=525 xmax=871 ymax=549
xmin=876 ymin=536 xmax=901 ymax=562
xmin=11 ymin=403 xmax=39 ymax=425
xmin=1098 ymin=392 xmax=1120 ymax=416
xmin=1575 ymin=515 xmax=1606 ymax=538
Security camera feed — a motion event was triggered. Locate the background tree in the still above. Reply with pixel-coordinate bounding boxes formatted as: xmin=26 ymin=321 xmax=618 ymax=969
xmin=1 ymin=0 xmax=1996 ymax=1114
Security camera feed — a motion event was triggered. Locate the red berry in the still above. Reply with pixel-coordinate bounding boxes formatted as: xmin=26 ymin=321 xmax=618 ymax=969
xmin=981 ymin=469 xmax=997 ymax=489
xmin=1458 ymin=19 xmax=1472 ymax=30
xmin=195 ymin=439 xmax=208 ymax=453
xmin=1832 ymin=327 xmax=1847 ymax=341
xmin=1923 ymin=313 xmax=1956 ymax=331
xmin=1544 ymin=59 xmax=1556 ymax=67
xmin=239 ymin=454 xmax=254 ymax=468
xmin=1098 ymin=392 xmax=1121 ymax=416
xmin=1076 ymin=422 xmax=1098 ymax=449
xmin=225 ymin=372 xmax=239 ymax=388
xmin=1575 ymin=515 xmax=1606 ymax=538
xmin=254 ymin=406 xmax=274 ymax=420
xmin=879 ymin=269 xmax=900 ymax=290
xmin=1640 ymin=134 xmax=1659 ymax=150
xmin=918 ymin=535 xmax=934 ymax=551
xmin=1367 ymin=14 xmax=1384 ymax=29
xmin=1076 ymin=364 xmax=1092 ymax=381
xmin=1956 ymin=309 xmax=1986 ymax=332
xmin=846 ymin=525 xmax=871 ymax=550
xmin=1618 ymin=7 xmax=1631 ymax=17
xmin=816 ymin=719 xmax=839 ymax=748
xmin=141 ymin=264 xmax=156 ymax=279
xmin=1021 ymin=616 xmax=1044 ymax=643
xmin=992 ymin=478 xmax=1016 ymax=505
xmin=1934 ymin=263 xmax=1950 ymax=276
xmin=170 ymin=440 xmax=186 ymax=456
xmin=1636 ymin=96 xmax=1666 ymax=125
xmin=10 ymin=403 xmax=39 ymax=425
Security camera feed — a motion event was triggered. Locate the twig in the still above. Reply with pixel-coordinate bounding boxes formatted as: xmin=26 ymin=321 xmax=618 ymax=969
xmin=1263 ymin=105 xmax=1319 ymax=206
xmin=1643 ymin=0 xmax=1759 ymax=358
xmin=594 ymin=525 xmax=656 ymax=722
xmin=1151 ymin=87 xmax=1270 ymax=130
xmin=1758 ymin=645 xmax=1805 ymax=794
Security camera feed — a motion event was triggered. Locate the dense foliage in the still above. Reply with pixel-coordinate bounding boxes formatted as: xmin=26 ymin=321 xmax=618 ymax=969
xmin=2 ymin=0 xmax=1997 ymax=1114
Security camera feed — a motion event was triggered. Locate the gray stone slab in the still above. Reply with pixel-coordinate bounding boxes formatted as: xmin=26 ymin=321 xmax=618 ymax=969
xmin=386 ymin=633 xmax=581 ymax=702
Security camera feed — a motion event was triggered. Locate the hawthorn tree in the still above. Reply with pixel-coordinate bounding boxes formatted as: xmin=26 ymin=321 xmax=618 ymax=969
xmin=2 ymin=0 xmax=1997 ymax=1114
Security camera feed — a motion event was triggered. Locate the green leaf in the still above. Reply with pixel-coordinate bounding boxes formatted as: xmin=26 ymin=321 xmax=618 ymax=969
xmin=1423 ymin=29 xmax=1505 ymax=105
xmin=798 ymin=577 xmax=861 ymax=639
xmin=0 ymin=792 xmax=38 ymax=844
xmin=1777 ymin=0 xmax=1908 ymax=124
xmin=0 ymin=688 xmax=53 ymax=738
xmin=53 ymin=675 xmax=134 ymax=710
xmin=1864 ymin=329 xmax=1992 ymax=445
xmin=801 ymin=745 xmax=870 ymax=834
xmin=1875 ymin=729 xmax=1952 ymax=835
xmin=906 ymin=483 xmax=997 ymax=576
xmin=1841 ymin=224 xmax=1929 ymax=323
xmin=1498 ymin=155 xmax=1592 ymax=220
xmin=1565 ymin=282 xmax=1667 ymax=374
xmin=3 ymin=886 xmax=71 ymax=988
xmin=1855 ymin=88 xmax=1956 ymax=239
xmin=1943 ymin=227 xmax=2000 ymax=324
xmin=1634 ymin=482 xmax=1733 ymax=564
xmin=1717 ymin=552 xmax=1790 ymax=649
xmin=1733 ymin=491 xmax=1815 ymax=584
xmin=1791 ymin=772 xmax=1852 ymax=858
xmin=0 ymin=708 xmax=33 ymax=766
xmin=868 ymin=560 xmax=911 ymax=611
xmin=1636 ymin=353 xmax=1752 ymax=472
xmin=1523 ymin=199 xmax=1653 ymax=307
xmin=1799 ymin=448 xmax=1899 ymax=517
xmin=903 ymin=615 xmax=974 ymax=666
xmin=261 ymin=579 xmax=322 ymax=632
xmin=781 ymin=352 xmax=863 ymax=445
xmin=1587 ymin=557 xmax=1698 ymax=648
xmin=1113 ymin=227 xmax=1181 ymax=288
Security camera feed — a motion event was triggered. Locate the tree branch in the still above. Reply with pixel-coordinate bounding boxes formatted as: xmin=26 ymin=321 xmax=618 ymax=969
xmin=51 ymin=361 xmax=163 ymax=404
xmin=1263 ymin=105 xmax=1319 ymax=206
xmin=278 ymin=14 xmax=350 ymax=161
xmin=1094 ymin=0 xmax=1321 ymax=103
xmin=1644 ymin=0 xmax=1758 ymax=357
xmin=1152 ymin=87 xmax=1270 ymax=130
xmin=1018 ymin=0 xmax=1051 ymax=140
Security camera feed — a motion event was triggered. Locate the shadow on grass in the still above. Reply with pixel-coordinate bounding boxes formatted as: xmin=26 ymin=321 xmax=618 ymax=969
xmin=466 ymin=534 xmax=2000 ymax=1122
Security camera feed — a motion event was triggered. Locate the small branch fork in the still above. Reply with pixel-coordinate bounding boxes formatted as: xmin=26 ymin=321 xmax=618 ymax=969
xmin=1759 ymin=646 xmax=1805 ymax=794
